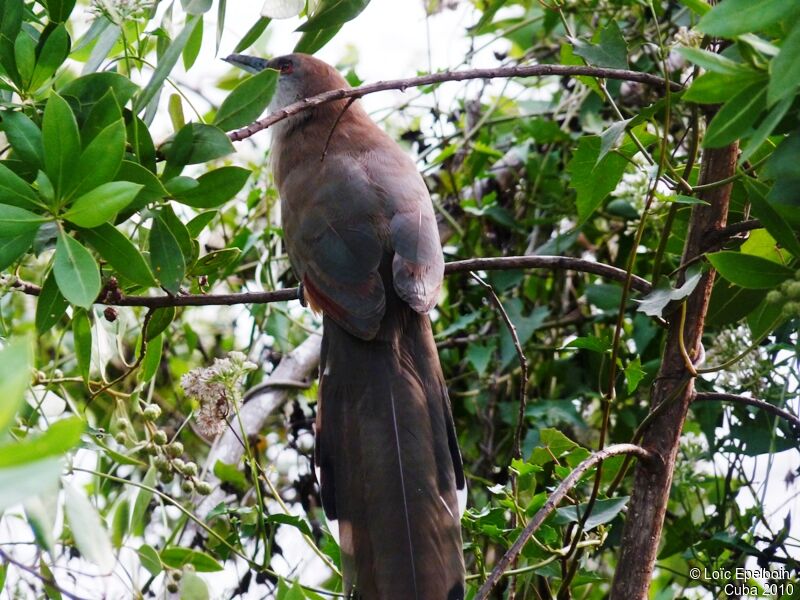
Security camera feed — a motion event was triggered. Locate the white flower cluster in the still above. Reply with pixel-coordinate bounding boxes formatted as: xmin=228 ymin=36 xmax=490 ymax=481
xmin=91 ymin=0 xmax=153 ymax=24
xmin=181 ymin=351 xmax=257 ymax=437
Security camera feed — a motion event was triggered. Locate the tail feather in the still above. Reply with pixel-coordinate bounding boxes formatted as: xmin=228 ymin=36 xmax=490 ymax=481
xmin=315 ymin=308 xmax=465 ymax=600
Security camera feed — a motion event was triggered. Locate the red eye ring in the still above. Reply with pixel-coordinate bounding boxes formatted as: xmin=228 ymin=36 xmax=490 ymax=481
xmin=280 ymin=61 xmax=293 ymax=75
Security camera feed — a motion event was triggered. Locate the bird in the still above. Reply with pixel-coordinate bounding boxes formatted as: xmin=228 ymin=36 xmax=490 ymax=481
xmin=225 ymin=52 xmax=466 ymax=600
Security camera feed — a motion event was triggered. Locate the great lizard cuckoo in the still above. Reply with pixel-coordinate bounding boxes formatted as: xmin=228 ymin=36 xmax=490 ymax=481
xmin=226 ymin=52 xmax=466 ymax=600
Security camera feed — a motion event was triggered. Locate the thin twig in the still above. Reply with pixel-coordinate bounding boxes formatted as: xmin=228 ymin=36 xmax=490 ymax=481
xmin=693 ymin=392 xmax=800 ymax=430
xmin=474 ymin=444 xmax=653 ymax=600
xmin=320 ymin=97 xmax=356 ymax=162
xmin=227 ymin=64 xmax=681 ymax=142
xmin=8 ymin=255 xmax=653 ymax=308
xmin=0 ymin=548 xmax=93 ymax=600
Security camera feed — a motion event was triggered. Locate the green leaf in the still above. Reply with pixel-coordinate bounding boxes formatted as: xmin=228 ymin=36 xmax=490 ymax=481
xmin=131 ymin=468 xmax=157 ymax=537
xmin=30 ymin=24 xmax=70 ymax=92
xmin=636 ymin=268 xmax=703 ymax=317
xmin=294 ymin=26 xmax=339 ymax=55
xmin=36 ymin=270 xmax=69 ymax=333
xmin=0 ymin=417 xmax=83 ymax=468
xmin=63 ymin=480 xmax=115 ymax=572
xmin=159 ymin=204 xmax=194 ymax=265
xmin=61 ymin=72 xmax=139 ymax=110
xmin=140 ymin=333 xmax=162 ymax=382
xmin=703 ymin=83 xmax=766 ymax=148
xmin=189 ymin=248 xmax=241 ymax=276
xmin=679 ymin=0 xmax=710 ymax=15
xmin=233 ymin=17 xmax=270 ymax=53
xmin=42 ymin=93 xmax=80 ymax=198
xmin=53 ymin=231 xmax=101 ymax=309
xmin=72 ymin=309 xmax=92 ymax=383
xmin=683 ymin=70 xmax=766 ymax=104
xmin=127 ymin=116 xmax=157 ymax=172
xmin=213 ymin=460 xmax=247 ymax=492
xmin=0 ymin=337 xmax=31 ymax=435
xmin=186 ymin=210 xmax=216 ymax=237
xmin=62 ymin=182 xmax=143 ymax=228
xmin=554 ymin=496 xmax=630 ymax=531
xmin=214 ymin=68 xmax=278 ymax=131
xmin=676 ymin=47 xmax=750 ymax=76
xmin=746 ymin=181 xmax=800 ymax=258
xmin=165 ymin=123 xmax=235 ymax=167
xmin=181 ymin=571 xmax=209 ymax=600
xmin=567 ymin=136 xmax=627 ymax=223
xmin=183 ymin=16 xmax=203 ymax=70
xmin=738 ymin=95 xmax=793 ymax=165
xmin=1 ymin=111 xmax=44 ymax=169
xmin=267 ymin=513 xmax=313 ymax=537
xmin=625 ymin=357 xmax=646 ymax=393
xmin=173 ymin=166 xmax=250 ymax=209
xmin=138 ymin=544 xmax=162 ymax=576
xmin=296 ymin=0 xmax=370 ymax=33
xmin=0 ymin=204 xmax=47 ymax=235
xmin=79 ymin=224 xmax=157 ymax=287
xmin=768 ymin=21 xmax=800 ymax=106
xmin=149 ymin=215 xmax=185 ymax=294
xmin=43 ymin=0 xmax=77 ymax=22
xmin=135 ymin=15 xmax=201 ymax=112
xmin=80 ymin=89 xmax=122 ymax=146
xmin=570 ymin=20 xmax=628 ymax=70
xmin=698 ymin=0 xmax=800 ymax=37
xmin=0 ymin=0 xmax=23 ymax=87
xmin=0 ymin=457 xmax=62 ymax=512
xmin=25 ymin=495 xmax=57 ymax=554
xmin=466 ymin=341 xmax=495 ymax=377
xmin=0 ymin=230 xmax=36 ymax=270
xmin=181 ymin=0 xmax=212 ymax=14
xmin=146 ymin=306 xmax=175 ymax=341
xmin=14 ymin=31 xmax=35 ymax=89
xmin=708 ymin=251 xmax=793 ymax=289
xmin=160 ymin=547 xmax=223 ymax=572
xmin=111 ymin=499 xmax=129 ymax=549
xmin=529 ymin=428 xmax=578 ymax=465
xmin=70 ymin=119 xmax=126 ymax=198
xmin=0 ymin=162 xmax=40 ymax=209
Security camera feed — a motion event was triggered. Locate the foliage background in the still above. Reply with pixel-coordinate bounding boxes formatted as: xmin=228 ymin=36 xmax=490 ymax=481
xmin=0 ymin=0 xmax=798 ymax=598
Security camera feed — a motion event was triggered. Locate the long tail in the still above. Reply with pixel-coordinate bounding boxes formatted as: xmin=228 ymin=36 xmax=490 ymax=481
xmin=315 ymin=305 xmax=466 ymax=600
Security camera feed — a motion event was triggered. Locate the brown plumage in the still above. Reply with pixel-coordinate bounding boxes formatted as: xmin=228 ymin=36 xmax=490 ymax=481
xmin=227 ymin=53 xmax=466 ymax=599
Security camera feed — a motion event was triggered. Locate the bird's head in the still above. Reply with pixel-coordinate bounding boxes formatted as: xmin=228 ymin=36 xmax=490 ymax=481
xmin=224 ymin=52 xmax=350 ymax=111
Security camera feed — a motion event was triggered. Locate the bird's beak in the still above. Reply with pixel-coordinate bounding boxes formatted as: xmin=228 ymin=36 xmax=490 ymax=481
xmin=223 ymin=53 xmax=271 ymax=74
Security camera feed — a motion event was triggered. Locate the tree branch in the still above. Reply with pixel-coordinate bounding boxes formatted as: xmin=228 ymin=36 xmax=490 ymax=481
xmin=228 ymin=65 xmax=681 ymax=142
xmin=474 ymin=444 xmax=653 ymax=600
xmin=6 ymin=255 xmax=652 ymax=308
xmin=693 ymin=392 xmax=800 ymax=430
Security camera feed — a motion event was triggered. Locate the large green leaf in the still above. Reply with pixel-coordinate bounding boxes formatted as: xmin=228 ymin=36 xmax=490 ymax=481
xmin=1 ymin=111 xmax=44 ymax=168
xmin=63 ymin=480 xmax=115 ymax=572
xmin=30 ymin=24 xmax=70 ymax=92
xmin=69 ymin=119 xmax=127 ymax=198
xmin=135 ymin=15 xmax=201 ymax=113
xmin=0 ymin=458 xmax=62 ymax=512
xmin=214 ymin=68 xmax=278 ymax=131
xmin=768 ymin=20 xmax=800 ymax=107
xmin=0 ymin=337 xmax=31 ymax=435
xmin=683 ymin=70 xmax=766 ymax=104
xmin=703 ymin=83 xmax=766 ymax=148
xmin=160 ymin=547 xmax=223 ymax=572
xmin=36 ymin=270 xmax=69 ymax=333
xmin=0 ymin=417 xmax=84 ymax=467
xmin=80 ymin=88 xmax=122 ymax=146
xmin=0 ymin=204 xmax=47 ymax=235
xmin=295 ymin=0 xmax=369 ymax=32
xmin=60 ymin=72 xmax=139 ymax=110
xmin=172 ymin=166 xmax=250 ymax=209
xmin=708 ymin=251 xmax=794 ymax=289
xmin=62 ymin=182 xmax=143 ymax=228
xmin=233 ymin=17 xmax=270 ymax=53
xmin=566 ymin=136 xmax=627 ymax=223
xmin=79 ymin=224 xmax=157 ymax=287
xmin=698 ymin=0 xmax=800 ymax=37
xmin=745 ymin=181 xmax=800 ymax=258
xmin=42 ymin=93 xmax=80 ymax=199
xmin=0 ymin=163 xmax=39 ymax=209
xmin=571 ymin=20 xmax=628 ymax=70
xmin=554 ymin=496 xmax=630 ymax=531
xmin=149 ymin=215 xmax=185 ymax=294
xmin=0 ymin=230 xmax=36 ymax=270
xmin=676 ymin=47 xmax=750 ymax=76
xmin=165 ymin=123 xmax=235 ymax=167
xmin=72 ymin=309 xmax=92 ymax=383
xmin=43 ymin=0 xmax=77 ymax=22
xmin=53 ymin=230 xmax=101 ymax=308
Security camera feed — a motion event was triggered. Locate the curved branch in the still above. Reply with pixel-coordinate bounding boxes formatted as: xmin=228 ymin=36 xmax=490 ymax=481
xmin=228 ymin=65 xmax=681 ymax=142
xmin=474 ymin=443 xmax=653 ymax=600
xmin=7 ymin=255 xmax=653 ymax=308
xmin=693 ymin=392 xmax=800 ymax=430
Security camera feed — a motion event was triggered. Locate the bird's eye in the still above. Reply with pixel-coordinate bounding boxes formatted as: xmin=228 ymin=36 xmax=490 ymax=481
xmin=279 ymin=60 xmax=293 ymax=75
